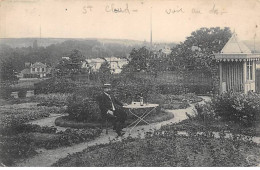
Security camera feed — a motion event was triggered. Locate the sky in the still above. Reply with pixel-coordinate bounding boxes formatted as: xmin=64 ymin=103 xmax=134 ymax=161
xmin=0 ymin=0 xmax=260 ymax=42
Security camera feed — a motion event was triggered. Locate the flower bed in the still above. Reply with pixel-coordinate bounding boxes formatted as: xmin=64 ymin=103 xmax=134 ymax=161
xmin=0 ymin=105 xmax=66 ymax=134
xmin=55 ymin=116 xmax=102 ymax=129
xmin=0 ymin=127 xmax=102 ymax=166
xmin=52 ymin=126 xmax=260 ymax=167
xmin=33 ymin=93 xmax=72 ymax=107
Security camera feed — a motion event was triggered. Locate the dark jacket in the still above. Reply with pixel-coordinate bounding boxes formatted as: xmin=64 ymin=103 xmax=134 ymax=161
xmin=96 ymin=92 xmax=123 ymax=117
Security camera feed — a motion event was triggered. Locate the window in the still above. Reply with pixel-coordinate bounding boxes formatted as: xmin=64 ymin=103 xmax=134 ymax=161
xmin=32 ymin=68 xmax=35 ymax=72
xmin=42 ymin=68 xmax=45 ymax=72
xmin=37 ymin=68 xmax=40 ymax=72
xmin=246 ymin=61 xmax=253 ymax=80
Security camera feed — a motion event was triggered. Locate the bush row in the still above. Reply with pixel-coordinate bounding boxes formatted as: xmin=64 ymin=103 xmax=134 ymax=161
xmin=0 ymin=127 xmax=102 ymax=166
xmin=189 ymin=92 xmax=260 ymax=128
xmin=0 ymin=86 xmax=33 ymax=99
xmin=34 ymin=77 xmax=213 ymax=96
xmin=0 ymin=124 xmax=58 ymax=135
xmin=34 ymin=93 xmax=72 ymax=107
xmin=34 ymin=77 xmax=77 ymax=95
xmin=212 ymin=92 xmax=260 ymax=127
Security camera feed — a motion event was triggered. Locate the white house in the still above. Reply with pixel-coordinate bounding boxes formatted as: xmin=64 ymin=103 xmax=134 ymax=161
xmin=82 ymin=57 xmax=129 ymax=74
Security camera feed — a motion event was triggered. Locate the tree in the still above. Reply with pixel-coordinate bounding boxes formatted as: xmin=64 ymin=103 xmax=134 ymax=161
xmin=168 ymin=27 xmax=232 ymax=73
xmin=0 ymin=57 xmax=18 ymax=84
xmin=122 ymin=47 xmax=151 ymax=74
xmin=54 ymin=49 xmax=86 ymax=77
xmin=98 ymin=60 xmax=111 ymax=84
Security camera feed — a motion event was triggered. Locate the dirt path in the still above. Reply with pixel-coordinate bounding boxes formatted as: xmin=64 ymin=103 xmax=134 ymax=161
xmin=15 ymin=96 xmax=210 ymax=167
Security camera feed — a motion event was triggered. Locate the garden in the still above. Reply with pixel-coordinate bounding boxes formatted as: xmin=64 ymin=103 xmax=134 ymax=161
xmin=0 ymin=74 xmax=204 ymax=166
xmin=52 ymin=91 xmax=260 ymax=167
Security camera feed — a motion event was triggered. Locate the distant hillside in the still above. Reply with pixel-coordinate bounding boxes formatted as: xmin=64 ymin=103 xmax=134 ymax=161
xmin=0 ymin=38 xmax=177 ymax=49
xmin=0 ymin=38 xmax=146 ymax=48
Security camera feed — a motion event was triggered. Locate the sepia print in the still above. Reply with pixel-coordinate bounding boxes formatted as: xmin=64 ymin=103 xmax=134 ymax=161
xmin=1 ymin=0 xmax=260 ymax=167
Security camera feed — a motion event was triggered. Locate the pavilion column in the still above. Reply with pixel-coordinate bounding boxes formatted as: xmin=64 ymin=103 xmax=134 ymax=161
xmin=243 ymin=61 xmax=247 ymax=93
xmin=253 ymin=60 xmax=256 ymax=81
xmin=219 ymin=62 xmax=223 ymax=94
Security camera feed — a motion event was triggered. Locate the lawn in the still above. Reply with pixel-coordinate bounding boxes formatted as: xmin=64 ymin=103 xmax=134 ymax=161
xmin=52 ymin=127 xmax=260 ymax=167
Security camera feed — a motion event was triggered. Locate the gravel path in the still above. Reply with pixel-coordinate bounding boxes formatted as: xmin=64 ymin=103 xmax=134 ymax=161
xmin=27 ymin=113 xmax=68 ymax=132
xmin=15 ymin=96 xmax=210 ymax=167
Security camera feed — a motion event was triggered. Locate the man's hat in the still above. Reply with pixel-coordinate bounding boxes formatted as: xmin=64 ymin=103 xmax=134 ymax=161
xmin=103 ymin=83 xmax=111 ymax=88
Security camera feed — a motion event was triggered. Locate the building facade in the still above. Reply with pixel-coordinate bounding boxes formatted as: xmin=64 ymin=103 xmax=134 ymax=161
xmin=20 ymin=62 xmax=51 ymax=78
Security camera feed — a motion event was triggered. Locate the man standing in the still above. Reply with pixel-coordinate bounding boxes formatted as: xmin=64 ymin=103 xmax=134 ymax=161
xmin=96 ymin=84 xmax=127 ymax=136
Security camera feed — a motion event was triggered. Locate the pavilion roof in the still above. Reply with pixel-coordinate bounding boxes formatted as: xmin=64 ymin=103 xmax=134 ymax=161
xmin=214 ymin=33 xmax=260 ymax=61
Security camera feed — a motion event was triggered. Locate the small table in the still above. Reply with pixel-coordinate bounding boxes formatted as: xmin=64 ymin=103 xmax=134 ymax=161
xmin=123 ymin=103 xmax=159 ymax=133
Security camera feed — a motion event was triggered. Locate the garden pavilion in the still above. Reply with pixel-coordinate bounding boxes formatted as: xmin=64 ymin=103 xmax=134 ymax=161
xmin=214 ymin=33 xmax=260 ymax=94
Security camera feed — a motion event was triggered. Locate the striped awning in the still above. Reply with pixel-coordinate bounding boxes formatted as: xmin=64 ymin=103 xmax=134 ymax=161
xmin=214 ymin=53 xmax=260 ymax=62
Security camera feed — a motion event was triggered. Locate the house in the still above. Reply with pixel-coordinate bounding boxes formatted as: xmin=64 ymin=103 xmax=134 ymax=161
xmin=83 ymin=57 xmax=129 ymax=74
xmin=104 ymin=57 xmax=129 ymax=74
xmin=214 ymin=33 xmax=260 ymax=94
xmin=19 ymin=62 xmax=52 ymax=78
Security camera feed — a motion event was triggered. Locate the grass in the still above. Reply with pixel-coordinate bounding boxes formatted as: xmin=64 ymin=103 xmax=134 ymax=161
xmin=52 ymin=128 xmax=260 ymax=167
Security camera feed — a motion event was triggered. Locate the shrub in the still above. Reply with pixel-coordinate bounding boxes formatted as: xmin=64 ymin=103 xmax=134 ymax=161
xmin=34 ymin=77 xmax=77 ymax=94
xmin=0 ymin=134 xmax=37 ymax=166
xmin=34 ymin=93 xmax=72 ymax=107
xmin=67 ymin=94 xmax=101 ymax=122
xmin=55 ymin=116 xmax=102 ymax=129
xmin=0 ymin=105 xmax=66 ymax=134
xmin=36 ymin=128 xmax=102 ymax=149
xmin=212 ymin=92 xmax=260 ymax=127
xmin=193 ymin=102 xmax=217 ymax=123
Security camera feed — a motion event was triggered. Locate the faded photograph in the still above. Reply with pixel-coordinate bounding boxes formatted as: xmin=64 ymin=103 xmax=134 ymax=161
xmin=0 ymin=0 xmax=260 ymax=167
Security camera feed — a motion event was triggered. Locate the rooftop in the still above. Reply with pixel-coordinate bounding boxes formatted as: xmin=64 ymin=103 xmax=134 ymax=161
xmin=221 ymin=33 xmax=252 ymax=54
xmin=215 ymin=33 xmax=260 ymax=61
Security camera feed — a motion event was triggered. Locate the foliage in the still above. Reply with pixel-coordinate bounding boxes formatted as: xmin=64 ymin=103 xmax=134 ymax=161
xmin=34 ymin=128 xmax=102 ymax=149
xmin=34 ymin=77 xmax=77 ymax=94
xmin=0 ymin=85 xmax=33 ymax=99
xmin=191 ymin=102 xmax=217 ymax=123
xmin=52 ymin=125 xmax=260 ymax=167
xmin=168 ymin=27 xmax=232 ymax=73
xmin=55 ymin=116 xmax=102 ymax=129
xmin=0 ymin=105 xmax=65 ymax=132
xmin=156 ymin=84 xmax=212 ymax=95
xmin=98 ymin=60 xmax=111 ymax=84
xmin=0 ymin=127 xmax=102 ymax=166
xmin=54 ymin=49 xmax=86 ymax=77
xmin=34 ymin=93 xmax=72 ymax=107
xmin=212 ymin=92 xmax=260 ymax=127
xmin=111 ymin=75 xmax=155 ymax=103
xmin=0 ymin=133 xmax=37 ymax=166
xmin=122 ymin=47 xmax=151 ymax=74
xmin=0 ymin=56 xmax=18 ymax=83
xmin=147 ymin=93 xmax=203 ymax=110
xmin=67 ymin=94 xmax=101 ymax=122
xmin=0 ymin=39 xmax=140 ymax=73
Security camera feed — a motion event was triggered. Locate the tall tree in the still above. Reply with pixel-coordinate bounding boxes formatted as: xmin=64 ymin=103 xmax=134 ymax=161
xmin=0 ymin=57 xmax=18 ymax=83
xmin=54 ymin=49 xmax=86 ymax=77
xmin=122 ymin=47 xmax=151 ymax=74
xmin=168 ymin=27 xmax=232 ymax=73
